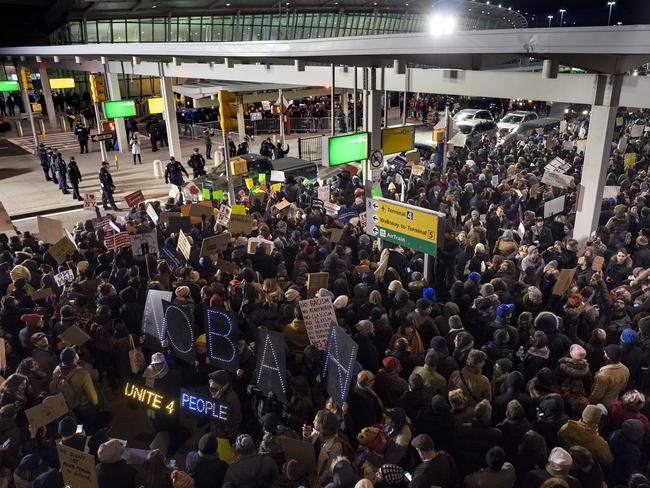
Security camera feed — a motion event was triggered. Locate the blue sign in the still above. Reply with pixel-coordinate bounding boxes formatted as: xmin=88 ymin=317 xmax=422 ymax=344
xmin=338 ymin=207 xmax=358 ymax=224
xmin=160 ymin=245 xmax=186 ymax=269
xmin=180 ymin=389 xmax=229 ymax=421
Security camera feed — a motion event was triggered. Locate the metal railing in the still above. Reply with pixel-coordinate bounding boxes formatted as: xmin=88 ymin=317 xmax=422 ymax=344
xmin=298 ymin=135 xmax=323 ymax=164
xmin=249 ymin=116 xmax=352 ymax=135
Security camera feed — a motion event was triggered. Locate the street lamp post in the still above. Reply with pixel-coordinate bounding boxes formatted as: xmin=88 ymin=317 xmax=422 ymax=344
xmin=559 ymin=9 xmax=566 ymax=26
xmin=547 ymin=15 xmax=553 ymax=27
xmin=607 ymin=1 xmax=616 ymax=26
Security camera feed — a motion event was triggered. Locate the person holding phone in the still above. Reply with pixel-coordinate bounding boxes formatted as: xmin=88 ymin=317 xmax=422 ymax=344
xmin=57 ymin=416 xmax=86 ymax=452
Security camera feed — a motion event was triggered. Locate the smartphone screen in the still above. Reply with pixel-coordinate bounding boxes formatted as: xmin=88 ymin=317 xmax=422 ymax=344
xmin=76 ymin=425 xmax=83 ymax=434
xmin=167 ymin=459 xmax=177 ymax=469
xmin=404 ymin=472 xmax=412 ymax=481
xmin=1 ymin=439 xmax=9 ymax=448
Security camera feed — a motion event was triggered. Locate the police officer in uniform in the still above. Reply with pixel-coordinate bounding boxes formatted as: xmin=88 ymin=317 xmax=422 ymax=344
xmin=54 ymin=152 xmax=70 ymax=194
xmin=74 ymin=123 xmax=90 ymax=154
xmin=37 ymin=143 xmax=51 ymax=181
xmin=187 ymin=147 xmax=206 ymax=179
xmin=68 ymin=157 xmax=83 ymax=201
xmin=164 ymin=156 xmax=189 ymax=204
xmin=48 ymin=148 xmax=58 ymax=185
xmin=99 ymin=161 xmax=119 ymax=211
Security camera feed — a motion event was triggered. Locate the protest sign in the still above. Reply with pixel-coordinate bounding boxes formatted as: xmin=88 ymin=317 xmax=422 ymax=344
xmin=562 ymin=140 xmax=574 ymax=150
xmin=280 ymin=437 xmax=317 ymax=476
xmin=217 ymin=259 xmax=238 ymax=275
xmin=180 ymin=389 xmax=229 ymax=421
xmin=324 ymin=201 xmax=340 ymax=217
xmin=307 ymin=272 xmax=329 ymax=299
xmin=216 ymin=205 xmax=232 ymax=226
xmin=326 ymin=227 xmax=344 ymax=244
xmin=247 ymin=237 xmax=273 ymax=255
xmin=491 ymin=174 xmax=499 ymax=186
xmin=299 ymin=296 xmax=337 ymax=350
xmin=576 ymin=139 xmax=587 ymax=154
xmin=54 ymin=269 xmax=75 ymax=287
xmin=231 ymin=204 xmax=247 ymax=215
xmin=338 ymin=206 xmax=358 ymax=224
xmin=270 ymin=170 xmax=285 ymax=182
xmin=57 ymin=443 xmax=99 ymax=488
xmin=58 ymin=325 xmax=91 ymax=347
xmin=274 ymin=199 xmax=291 ymax=212
xmin=359 ymin=212 xmax=367 ymax=231
xmin=615 ymin=116 xmax=624 ymax=127
xmin=141 ymin=289 xmax=173 ymax=349
xmin=310 ymin=198 xmax=324 ymax=212
xmin=0 ymin=339 xmax=5 ymax=371
xmin=47 ymin=235 xmax=77 ymax=264
xmin=411 ymin=164 xmax=425 ymax=176
xmin=543 ymin=195 xmax=566 ymax=218
xmin=0 ymin=202 xmax=12 ymax=232
xmin=541 ymin=170 xmax=572 ymax=189
xmin=37 ymin=216 xmax=65 ymax=244
xmin=631 ymin=124 xmax=644 ymax=138
xmin=592 ymin=255 xmax=605 ymax=272
xmin=83 ymin=193 xmax=96 ymax=211
xmin=159 ymin=211 xmax=181 ymax=227
xmin=177 ymin=229 xmax=192 ymax=260
xmin=163 ymin=300 xmax=196 ymax=365
xmin=205 ymin=307 xmax=239 ymax=372
xmin=323 ymin=325 xmax=358 ymax=405
xmin=146 ymin=203 xmax=159 ymax=224
xmin=31 ymin=288 xmax=54 ymax=301
xmin=201 ymin=232 xmax=231 ymax=256
xmin=189 ymin=203 xmax=214 ymax=220
xmin=552 ymin=268 xmax=576 ymax=296
xmin=624 ymin=152 xmax=637 ymax=169
xmin=254 ymin=329 xmax=287 ymax=403
xmin=123 ymin=381 xmax=176 ymax=415
xmin=131 ymin=231 xmax=159 ymax=256
xmin=228 ymin=214 xmax=253 ymax=235
xmin=602 ymin=186 xmax=620 ymax=199
xmin=167 ymin=216 xmax=192 ymax=234
xmin=25 ymin=393 xmax=69 ymax=429
xmin=160 ymin=245 xmax=185 ymax=269
xmin=124 ymin=190 xmax=145 ymax=208
xmin=318 ymin=185 xmax=331 ymax=203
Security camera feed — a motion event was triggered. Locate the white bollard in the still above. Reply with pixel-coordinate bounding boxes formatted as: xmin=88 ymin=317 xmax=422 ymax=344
xmin=153 ymin=159 xmax=163 ymax=178
xmin=214 ymin=150 xmax=224 ymax=167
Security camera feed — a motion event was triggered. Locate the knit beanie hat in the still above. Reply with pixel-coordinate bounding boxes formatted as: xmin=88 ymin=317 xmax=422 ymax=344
xmin=234 ymin=434 xmax=255 ymax=454
xmin=198 ymin=433 xmax=217 ymax=455
xmin=485 ymin=446 xmax=506 ymax=471
xmin=98 ymin=439 xmax=124 ymax=463
xmin=423 ymin=287 xmax=436 ymax=300
xmin=175 ymin=286 xmax=190 ymax=298
xmin=355 ymin=320 xmax=373 ymax=335
xmin=547 ymin=447 xmax=573 ymax=474
xmin=171 ymin=470 xmax=195 ymax=488
xmin=569 ymin=344 xmax=586 ymax=360
xmin=448 ymin=315 xmax=463 ymax=330
xmin=382 ymin=356 xmax=400 ymax=372
xmin=284 ymin=289 xmax=300 ymax=302
xmin=60 ymin=346 xmax=77 ymax=365
xmin=468 ymin=272 xmax=481 ymax=283
xmin=581 ymin=404 xmax=602 ymax=428
xmin=527 ymin=286 xmax=542 ymax=304
xmin=58 ymin=416 xmax=77 ymax=437
xmin=430 ymin=336 xmax=449 ymax=353
xmin=621 ymin=328 xmax=639 ymax=344
xmin=424 ymin=350 xmax=438 ymax=368
xmin=282 ymin=459 xmax=305 ymax=481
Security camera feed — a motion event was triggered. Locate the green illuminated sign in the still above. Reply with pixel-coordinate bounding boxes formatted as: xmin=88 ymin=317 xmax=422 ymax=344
xmin=103 ymin=99 xmax=136 ymax=118
xmin=0 ymin=80 xmax=19 ymax=92
xmin=328 ymin=132 xmax=369 ymax=167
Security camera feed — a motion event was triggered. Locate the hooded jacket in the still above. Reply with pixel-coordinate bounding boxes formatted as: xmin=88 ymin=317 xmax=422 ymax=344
xmin=609 ymin=419 xmax=645 ymax=483
xmin=558 ymin=420 xmax=613 ymax=466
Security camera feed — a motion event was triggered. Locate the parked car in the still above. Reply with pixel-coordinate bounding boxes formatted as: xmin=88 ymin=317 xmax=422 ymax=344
xmin=497 ymin=111 xmax=538 ymax=137
xmin=457 ymin=120 xmax=498 ymax=148
xmin=453 ymin=108 xmax=494 ymax=123
xmin=497 ymin=118 xmax=561 ymax=147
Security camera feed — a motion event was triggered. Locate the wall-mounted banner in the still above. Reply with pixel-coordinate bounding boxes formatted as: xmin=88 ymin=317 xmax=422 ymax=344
xmin=141 ymin=290 xmax=173 ymax=350
xmin=205 ymin=307 xmax=239 ymax=372
xmin=323 ymin=325 xmax=358 ymax=406
xmin=123 ymin=381 xmax=176 ymax=415
xmin=163 ymin=300 xmax=196 ymax=365
xmin=180 ymin=388 xmax=229 ymax=421
xmin=254 ymin=329 xmax=287 ymax=403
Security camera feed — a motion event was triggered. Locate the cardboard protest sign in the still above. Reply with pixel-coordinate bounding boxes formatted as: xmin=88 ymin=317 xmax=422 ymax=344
xmin=47 ymin=235 xmax=77 ymax=264
xmin=575 ymin=139 xmax=587 ymax=154
xmin=624 ymin=152 xmax=637 ymax=169
xmin=255 ymin=329 xmax=287 ymax=403
xmin=146 ymin=203 xmax=159 ymax=224
xmin=228 ymin=214 xmax=253 ymax=235
xmin=167 ymin=216 xmax=192 ymax=234
xmin=57 ymin=443 xmax=99 ymax=488
xmin=0 ymin=339 xmax=5 ymax=371
xmin=31 ymin=288 xmax=54 ymax=301
xmin=83 ymin=193 xmax=96 ymax=211
xmin=25 ymin=393 xmax=69 ymax=429
xmin=159 ymin=211 xmax=181 ymax=227
xmin=247 ymin=237 xmax=273 ymax=255
xmin=411 ymin=164 xmax=425 ymax=176
xmin=306 ymin=272 xmax=329 ymax=299
xmin=187 ymin=201 xmax=214 ymax=224
xmin=602 ymin=186 xmax=620 ymax=199
xmin=270 ymin=170 xmax=285 ymax=182
xmin=324 ymin=201 xmax=340 ymax=217
xmin=0 ymin=202 xmax=12 ymax=232
xmin=180 ymin=389 xmax=229 ymax=421
xmin=58 ymin=325 xmax=92 ymax=347
xmin=54 ymin=269 xmax=75 ymax=287
xmin=326 ymin=227 xmax=344 ymax=243
xmin=592 ymin=255 xmax=605 ymax=272
xmin=631 ymin=124 xmax=644 ymax=138
xmin=552 ymin=268 xmax=576 ymax=296
xmin=318 ymin=185 xmax=331 ymax=203
xmin=124 ymin=190 xmax=145 ymax=208
xmin=543 ymin=195 xmax=566 ymax=219
xmin=541 ymin=170 xmax=572 ymax=190
xmin=274 ymin=199 xmax=291 ymax=212
xmin=205 ymin=307 xmax=239 ymax=372
xmin=323 ymin=325 xmax=358 ymax=405
xmin=163 ymin=300 xmax=197 ymax=365
xmin=299 ymin=296 xmax=337 ymax=350
xmin=217 ymin=259 xmax=238 ymax=275
xmin=216 ymin=205 xmax=232 ymax=227
xmin=200 ymin=232 xmax=231 ymax=256
xmin=131 ymin=231 xmax=159 ymax=256
xmin=141 ymin=290 xmax=173 ymax=350
xmin=280 ymin=437 xmax=317 ymax=476
xmin=177 ymin=229 xmax=192 ymax=260
xmin=37 ymin=216 xmax=65 ymax=244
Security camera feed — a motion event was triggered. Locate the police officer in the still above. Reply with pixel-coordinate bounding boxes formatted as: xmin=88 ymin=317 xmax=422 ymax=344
xmin=54 ymin=152 xmax=70 ymax=194
xmin=164 ymin=156 xmax=189 ymax=204
xmin=48 ymin=148 xmax=58 ymax=185
xmin=36 ymin=143 xmax=51 ymax=181
xmin=187 ymin=147 xmax=206 ymax=179
xmin=74 ymin=123 xmax=90 ymax=154
xmin=99 ymin=161 xmax=118 ymax=211
xmin=68 ymin=157 xmax=83 ymax=201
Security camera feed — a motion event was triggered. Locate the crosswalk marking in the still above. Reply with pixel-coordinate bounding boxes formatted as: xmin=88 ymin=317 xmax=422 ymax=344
xmin=7 ymin=131 xmax=153 ymax=153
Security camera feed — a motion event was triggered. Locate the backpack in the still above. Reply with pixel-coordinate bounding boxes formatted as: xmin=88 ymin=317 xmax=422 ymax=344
xmin=49 ymin=367 xmax=81 ymax=410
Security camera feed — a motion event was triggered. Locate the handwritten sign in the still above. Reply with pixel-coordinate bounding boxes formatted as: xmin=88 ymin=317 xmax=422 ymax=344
xmin=552 ymin=268 xmax=576 ymax=295
xmin=177 ymin=229 xmax=192 ymax=260
xmin=58 ymin=325 xmax=91 ymax=347
xmin=123 ymin=381 xmax=176 ymax=415
xmin=541 ymin=170 xmax=572 ymax=190
xmin=318 ymin=185 xmax=331 ymax=203
xmin=228 ymin=214 xmax=253 ymax=235
xmin=200 ymin=232 xmax=231 ymax=256
xmin=216 ymin=205 xmax=232 ymax=227
xmin=299 ymin=297 xmax=338 ymax=350
xmin=543 ymin=195 xmax=566 ymax=218
xmin=124 ymin=190 xmax=145 ymax=208
xmin=25 ymin=393 xmax=69 ymax=429
xmin=247 ymin=237 xmax=273 ymax=255
xmin=0 ymin=202 xmax=12 ymax=232
xmin=307 ymin=272 xmax=328 ymax=299
xmin=270 ymin=170 xmax=285 ymax=182
xmin=47 ymin=235 xmax=77 ymax=264
xmin=83 ymin=193 xmax=96 ymax=211
xmin=54 ymin=269 xmax=75 ymax=287
xmin=146 ymin=203 xmax=159 ymax=224
xmin=37 ymin=216 xmax=65 ymax=244
xmin=57 ymin=443 xmax=99 ymax=488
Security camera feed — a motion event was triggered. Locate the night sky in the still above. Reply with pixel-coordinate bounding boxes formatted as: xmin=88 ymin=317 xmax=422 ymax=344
xmin=503 ymin=0 xmax=650 ymax=27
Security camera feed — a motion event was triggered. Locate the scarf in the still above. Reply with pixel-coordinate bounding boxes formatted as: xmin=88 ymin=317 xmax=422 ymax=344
xmin=142 ymin=362 xmax=169 ymax=388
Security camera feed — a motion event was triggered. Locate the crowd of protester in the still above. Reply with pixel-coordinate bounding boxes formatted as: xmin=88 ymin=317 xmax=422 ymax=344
xmin=0 ymin=103 xmax=649 ymax=488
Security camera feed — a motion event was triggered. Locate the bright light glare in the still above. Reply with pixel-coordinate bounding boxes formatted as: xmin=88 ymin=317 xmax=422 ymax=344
xmin=429 ymin=14 xmax=457 ymax=36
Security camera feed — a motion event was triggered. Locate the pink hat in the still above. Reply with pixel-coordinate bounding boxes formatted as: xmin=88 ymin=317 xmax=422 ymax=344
xmin=569 ymin=344 xmax=586 ymax=360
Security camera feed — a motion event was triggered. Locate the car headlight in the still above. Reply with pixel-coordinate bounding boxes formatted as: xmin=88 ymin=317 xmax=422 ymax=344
xmin=564 ymin=108 xmax=569 ymax=114
xmin=582 ymin=110 xmax=589 ymax=115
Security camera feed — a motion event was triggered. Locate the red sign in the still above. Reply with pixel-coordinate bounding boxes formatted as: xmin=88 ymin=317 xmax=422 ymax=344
xmin=124 ymin=190 xmax=145 ymax=208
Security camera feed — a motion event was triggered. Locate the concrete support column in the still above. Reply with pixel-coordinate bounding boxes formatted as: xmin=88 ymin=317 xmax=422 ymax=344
xmin=105 ymin=73 xmax=127 ymax=153
xmin=573 ymin=74 xmax=622 ymax=245
xmin=160 ymin=75 xmax=182 ymax=160
xmin=364 ymin=88 xmax=382 ymax=198
xmin=37 ymin=63 xmax=57 ymax=130
xmin=236 ymin=95 xmax=246 ymax=143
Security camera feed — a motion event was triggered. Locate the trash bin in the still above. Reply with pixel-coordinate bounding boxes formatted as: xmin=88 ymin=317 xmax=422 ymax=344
xmin=153 ymin=159 xmax=163 ymax=178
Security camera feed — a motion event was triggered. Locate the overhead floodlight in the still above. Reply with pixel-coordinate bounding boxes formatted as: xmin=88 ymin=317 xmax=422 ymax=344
xmin=429 ymin=14 xmax=457 ymax=36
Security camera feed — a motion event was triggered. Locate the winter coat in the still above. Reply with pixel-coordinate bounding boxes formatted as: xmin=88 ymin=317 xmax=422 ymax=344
xmin=558 ymin=420 xmax=613 ymax=466
xmin=96 ymin=460 xmax=136 ymax=488
xmin=375 ymin=368 xmax=409 ymax=408
xmin=609 ymin=419 xmax=645 ymax=484
xmin=411 ymin=365 xmax=447 ymax=397
xmin=454 ymin=421 xmax=504 ymax=475
xmin=185 ymin=452 xmax=227 ymax=488
xmin=463 ymin=463 xmax=516 ymax=488
xmin=316 ymin=434 xmax=354 ymax=488
xmin=589 ymin=362 xmax=630 ymax=408
xmin=609 ymin=400 xmax=650 ymax=441
xmin=353 ymin=333 xmax=378 ymax=373
xmin=604 ymin=255 xmax=633 ymax=288
xmin=347 ymin=384 xmax=383 ymax=435
xmin=51 ymin=363 xmax=99 ymax=408
xmin=283 ymin=319 xmax=310 ymax=366
xmin=555 ymin=357 xmax=592 ymax=416
xmin=448 ymin=365 xmax=491 ymax=408
xmin=223 ymin=453 xmax=278 ymax=488
xmin=532 ymin=393 xmax=569 ymax=448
